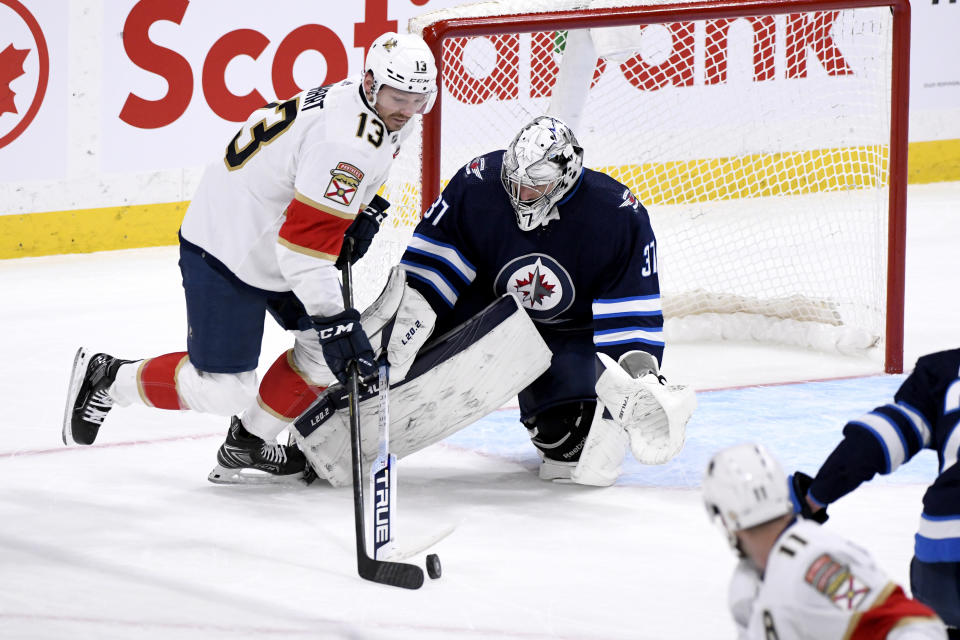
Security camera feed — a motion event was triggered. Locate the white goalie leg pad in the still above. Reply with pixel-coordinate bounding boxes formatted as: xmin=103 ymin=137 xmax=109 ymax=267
xmin=567 ymin=400 xmax=629 ymax=486
xmin=360 ymin=266 xmax=437 ymax=383
xmin=595 ymin=351 xmax=697 ymax=465
xmin=383 ymin=281 xmax=436 ymax=383
xmin=359 ymin=266 xmax=406 ymax=355
xmin=294 ymin=294 xmax=552 ymax=487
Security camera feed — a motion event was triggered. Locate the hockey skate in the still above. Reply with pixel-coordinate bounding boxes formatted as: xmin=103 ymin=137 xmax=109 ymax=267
xmin=62 ymin=347 xmax=134 ymax=446
xmin=207 ymin=417 xmax=308 ymax=485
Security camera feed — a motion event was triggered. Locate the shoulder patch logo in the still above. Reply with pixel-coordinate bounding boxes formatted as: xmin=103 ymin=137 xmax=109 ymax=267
xmin=465 ymin=156 xmax=485 ymax=180
xmin=804 ymin=553 xmax=872 ymax=610
xmin=325 ymin=162 xmax=364 ymax=206
xmin=619 ymin=187 xmax=639 ymax=212
xmin=383 ymin=38 xmax=398 ymax=52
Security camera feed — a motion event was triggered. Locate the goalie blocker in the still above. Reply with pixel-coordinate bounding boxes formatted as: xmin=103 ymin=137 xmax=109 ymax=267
xmin=293 ymin=292 xmax=552 ymax=486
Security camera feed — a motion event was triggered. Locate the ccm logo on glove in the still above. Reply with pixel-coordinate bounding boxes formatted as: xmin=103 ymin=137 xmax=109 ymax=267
xmin=317 ymin=322 xmax=355 ymax=340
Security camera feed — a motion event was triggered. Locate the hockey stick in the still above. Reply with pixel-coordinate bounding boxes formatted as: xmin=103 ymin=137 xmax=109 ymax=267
xmin=371 ymin=362 xmax=398 ymax=560
xmin=340 ymin=238 xmax=424 ymax=590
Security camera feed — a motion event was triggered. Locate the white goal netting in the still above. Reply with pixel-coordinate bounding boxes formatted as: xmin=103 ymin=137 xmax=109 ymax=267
xmin=355 ymin=0 xmax=904 ymax=362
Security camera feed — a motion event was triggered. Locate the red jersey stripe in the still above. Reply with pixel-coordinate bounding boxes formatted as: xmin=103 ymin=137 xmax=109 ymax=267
xmin=279 ymin=196 xmax=354 ymax=259
xmin=846 ymin=584 xmax=941 ymax=640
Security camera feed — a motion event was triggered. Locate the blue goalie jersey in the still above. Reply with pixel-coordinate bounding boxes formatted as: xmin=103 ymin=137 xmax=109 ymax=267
xmin=399 ymin=150 xmax=663 ymax=419
xmin=809 ymin=348 xmax=960 ymax=562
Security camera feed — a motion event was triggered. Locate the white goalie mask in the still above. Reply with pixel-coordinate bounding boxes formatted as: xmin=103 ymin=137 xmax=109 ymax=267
xmin=702 ymin=443 xmax=793 ymax=548
xmin=501 ymin=116 xmax=584 ymax=231
xmin=365 ymin=32 xmax=438 ymax=115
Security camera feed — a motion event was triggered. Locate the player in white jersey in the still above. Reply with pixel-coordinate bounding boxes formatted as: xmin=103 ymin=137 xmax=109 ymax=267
xmin=703 ymin=443 xmax=946 ymax=640
xmin=61 ymin=32 xmax=438 ymax=484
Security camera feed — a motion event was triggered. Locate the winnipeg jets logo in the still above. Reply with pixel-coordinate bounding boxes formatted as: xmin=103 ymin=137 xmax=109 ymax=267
xmin=619 ymin=187 xmax=639 ymax=212
xmin=513 ymin=262 xmax=555 ymax=306
xmin=465 ymin=156 xmax=485 ymax=180
xmin=494 ymin=254 xmax=574 ymax=322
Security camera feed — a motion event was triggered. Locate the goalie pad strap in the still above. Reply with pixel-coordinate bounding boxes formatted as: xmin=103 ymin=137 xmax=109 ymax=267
xmin=294 ymin=294 xmax=552 ymax=486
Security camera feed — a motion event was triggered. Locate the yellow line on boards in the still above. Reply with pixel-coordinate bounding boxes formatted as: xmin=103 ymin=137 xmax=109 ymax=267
xmin=0 ymin=202 xmax=188 ymax=259
xmin=2 ymin=139 xmax=958 ymax=260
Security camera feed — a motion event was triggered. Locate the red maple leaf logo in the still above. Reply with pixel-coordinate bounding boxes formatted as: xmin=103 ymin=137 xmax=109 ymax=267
xmin=0 ymin=44 xmax=30 ymax=117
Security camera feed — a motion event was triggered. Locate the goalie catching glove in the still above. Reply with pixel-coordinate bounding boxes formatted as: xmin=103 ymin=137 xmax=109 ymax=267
xmin=594 ymin=350 xmax=696 ymax=465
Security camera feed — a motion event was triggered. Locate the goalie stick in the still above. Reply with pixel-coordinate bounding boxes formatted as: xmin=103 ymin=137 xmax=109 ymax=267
xmin=340 ymin=238 xmax=424 ymax=590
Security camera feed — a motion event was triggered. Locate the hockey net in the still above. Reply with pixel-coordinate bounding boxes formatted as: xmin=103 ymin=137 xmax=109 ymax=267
xmin=357 ymin=0 xmax=909 ymax=372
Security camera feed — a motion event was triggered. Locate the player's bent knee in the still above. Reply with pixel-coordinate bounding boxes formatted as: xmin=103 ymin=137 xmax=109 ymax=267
xmin=178 ymin=363 xmax=258 ymax=415
xmin=291 ymin=330 xmax=336 ymax=387
xmin=524 ymin=401 xmax=595 ymax=464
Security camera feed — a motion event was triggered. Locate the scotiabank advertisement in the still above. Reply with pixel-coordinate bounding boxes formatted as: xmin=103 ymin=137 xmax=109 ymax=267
xmin=100 ymin=0 xmax=462 ymax=172
xmin=0 ymin=0 xmax=464 ymax=184
xmin=0 ymin=0 xmax=958 ymax=196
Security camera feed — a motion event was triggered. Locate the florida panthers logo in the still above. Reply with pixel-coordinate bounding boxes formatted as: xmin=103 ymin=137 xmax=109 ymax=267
xmin=494 ymin=254 xmax=575 ymax=322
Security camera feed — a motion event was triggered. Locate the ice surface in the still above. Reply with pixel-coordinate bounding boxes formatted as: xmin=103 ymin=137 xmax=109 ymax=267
xmin=0 ymin=183 xmax=957 ymax=639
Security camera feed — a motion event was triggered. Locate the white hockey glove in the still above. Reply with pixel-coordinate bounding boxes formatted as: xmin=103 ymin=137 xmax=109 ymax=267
xmin=595 ymin=350 xmax=696 ymax=465
xmin=360 ymin=266 xmax=436 ymax=382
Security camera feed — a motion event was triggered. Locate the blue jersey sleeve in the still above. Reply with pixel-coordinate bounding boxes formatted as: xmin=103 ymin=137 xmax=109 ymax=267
xmin=808 ymin=349 xmax=960 ymax=507
xmin=399 ymin=169 xmax=478 ymax=318
xmin=591 ymin=201 xmax=664 ymax=366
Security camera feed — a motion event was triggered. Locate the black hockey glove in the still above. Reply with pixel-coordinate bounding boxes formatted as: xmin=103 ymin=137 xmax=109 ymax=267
xmin=789 ymin=471 xmax=829 ymax=524
xmin=335 ymin=195 xmax=390 ymax=269
xmin=300 ymin=309 xmax=377 ymax=385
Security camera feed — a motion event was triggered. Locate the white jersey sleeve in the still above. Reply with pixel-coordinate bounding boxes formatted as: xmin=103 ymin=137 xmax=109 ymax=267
xmin=740 ymin=520 xmax=944 ymax=640
xmin=180 ymin=79 xmax=403 ymax=317
xmin=728 ymin=558 xmax=762 ymax=639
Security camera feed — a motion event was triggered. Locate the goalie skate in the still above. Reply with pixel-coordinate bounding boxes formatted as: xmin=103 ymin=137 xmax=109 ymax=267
xmin=207 ymin=417 xmax=308 ymax=485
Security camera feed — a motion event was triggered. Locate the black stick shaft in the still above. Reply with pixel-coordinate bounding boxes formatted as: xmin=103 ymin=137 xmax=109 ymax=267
xmin=339 ymin=238 xmax=423 ymax=590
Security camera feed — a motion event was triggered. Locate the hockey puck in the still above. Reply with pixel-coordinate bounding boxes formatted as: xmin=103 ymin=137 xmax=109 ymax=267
xmin=426 ymin=553 xmax=442 ymax=579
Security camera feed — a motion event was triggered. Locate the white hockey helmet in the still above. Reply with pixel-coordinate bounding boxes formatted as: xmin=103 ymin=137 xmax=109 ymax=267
xmin=501 ymin=116 xmax=584 ymax=231
xmin=702 ymin=443 xmax=793 ymax=547
xmin=364 ymin=32 xmax=438 ymax=114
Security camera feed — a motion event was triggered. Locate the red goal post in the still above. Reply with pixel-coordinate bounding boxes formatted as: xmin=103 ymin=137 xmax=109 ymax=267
xmin=388 ymin=0 xmax=910 ymax=373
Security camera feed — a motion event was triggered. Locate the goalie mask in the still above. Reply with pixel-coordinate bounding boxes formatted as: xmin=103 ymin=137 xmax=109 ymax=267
xmin=501 ymin=116 xmax=584 ymax=231
xmin=365 ymin=32 xmax=438 ymax=116
xmin=702 ymin=443 xmax=793 ymax=549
